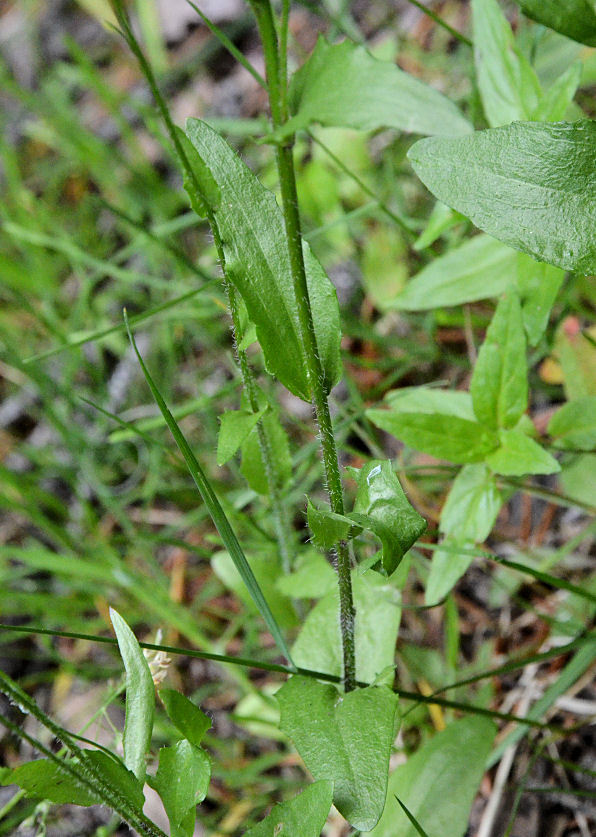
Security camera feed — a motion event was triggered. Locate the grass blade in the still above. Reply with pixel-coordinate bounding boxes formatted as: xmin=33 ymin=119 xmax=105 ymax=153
xmin=395 ymin=795 xmax=431 ymax=837
xmin=123 ymin=311 xmax=295 ymax=665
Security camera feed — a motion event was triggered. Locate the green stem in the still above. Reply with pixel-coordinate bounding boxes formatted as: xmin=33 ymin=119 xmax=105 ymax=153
xmin=249 ymin=0 xmax=356 ymax=691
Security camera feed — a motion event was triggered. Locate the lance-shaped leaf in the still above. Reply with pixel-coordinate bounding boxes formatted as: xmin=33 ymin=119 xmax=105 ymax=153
xmin=364 ymin=717 xmax=495 ymax=836
xmin=110 ymin=608 xmax=155 ymax=783
xmin=486 ymin=429 xmax=561 ymax=476
xmin=278 ymin=677 xmax=399 ymax=831
xmin=217 ymin=407 xmax=267 ymax=466
xmin=185 ymin=118 xmax=341 ymax=402
xmin=275 ymin=37 xmax=471 ymax=141
xmin=244 ymin=781 xmax=334 ymax=837
xmin=159 ymin=689 xmax=211 ymax=747
xmin=513 ymin=0 xmax=596 ymax=47
xmin=548 ymin=397 xmax=596 ymax=451
xmin=351 ymin=461 xmax=426 ymax=574
xmin=473 ymin=0 xmax=541 ymax=127
xmin=470 ymin=292 xmax=528 ymax=430
xmin=148 ymin=741 xmax=210 ymax=837
xmin=408 ymin=121 xmax=596 ymax=275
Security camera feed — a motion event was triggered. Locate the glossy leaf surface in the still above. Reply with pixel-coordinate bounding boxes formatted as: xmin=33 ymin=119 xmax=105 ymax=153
xmin=514 ymin=0 xmax=596 ymax=46
xmin=280 ymin=37 xmax=471 ymax=140
xmin=278 ymin=677 xmax=399 ymax=830
xmin=409 ymin=121 xmax=596 ymax=274
xmin=186 ymin=118 xmax=342 ymax=401
xmin=244 ymin=781 xmax=334 ymax=837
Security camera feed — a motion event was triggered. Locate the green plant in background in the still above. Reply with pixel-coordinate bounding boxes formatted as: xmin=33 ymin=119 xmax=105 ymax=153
xmin=1 ymin=0 xmax=595 ymax=835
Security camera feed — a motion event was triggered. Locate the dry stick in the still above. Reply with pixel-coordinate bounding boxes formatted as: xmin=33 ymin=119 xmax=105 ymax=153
xmin=113 ymin=3 xmax=294 ymax=573
xmin=249 ymin=0 xmax=357 ymax=691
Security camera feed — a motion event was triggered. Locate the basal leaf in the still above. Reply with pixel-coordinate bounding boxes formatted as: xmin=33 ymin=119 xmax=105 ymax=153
xmin=277 ymin=677 xmax=399 ymax=831
xmin=473 ymin=0 xmax=541 ymax=127
xmin=244 ymin=780 xmax=334 ymax=837
xmin=470 ymin=291 xmax=528 ymax=430
xmin=148 ymin=741 xmax=210 ymax=837
xmin=514 ymin=0 xmax=596 ymax=47
xmin=110 ymin=608 xmax=155 ymax=783
xmin=532 ymin=62 xmax=582 ymax=122
xmin=383 ymin=387 xmax=476 ymax=420
xmin=217 ymin=407 xmax=267 ymax=466
xmin=351 ymin=460 xmax=426 ymax=574
xmin=367 ymin=409 xmax=499 ymax=464
xmin=439 ymin=464 xmax=502 ymax=543
xmin=364 ymin=717 xmax=495 ymax=836
xmin=391 ymin=235 xmax=515 ymax=310
xmin=291 ymin=570 xmax=401 ymax=685
xmin=408 ymin=121 xmax=596 ymax=275
xmin=486 ymin=429 xmax=561 ymax=475
xmin=275 ymin=550 xmax=337 ymax=599
xmin=185 ymin=118 xmax=342 ymax=401
xmin=548 ymin=397 xmax=596 ymax=450
xmin=280 ymin=37 xmax=471 ymax=140
xmin=159 ymin=689 xmax=211 ymax=748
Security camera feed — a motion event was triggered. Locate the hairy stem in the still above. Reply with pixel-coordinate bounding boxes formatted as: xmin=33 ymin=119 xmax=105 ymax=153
xmin=249 ymin=0 xmax=356 ymax=691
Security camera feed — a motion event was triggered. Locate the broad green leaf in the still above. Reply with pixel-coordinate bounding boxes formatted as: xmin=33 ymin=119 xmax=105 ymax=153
xmin=392 ymin=235 xmax=515 ymax=310
xmin=125 ymin=320 xmax=294 ymax=663
xmin=470 ymin=292 xmax=528 ymax=430
xmin=217 ymin=407 xmax=267 ymax=466
xmin=351 ymin=461 xmax=426 ymax=574
xmin=513 ymin=1 xmax=596 ymax=47
xmin=307 ymin=498 xmax=355 ymax=551
xmin=361 ymin=225 xmax=408 ymax=310
xmin=367 ymin=409 xmax=499 ymax=464
xmin=185 ymin=118 xmax=342 ymax=401
xmin=486 ymin=429 xmax=561 ymax=475
xmin=515 ymin=255 xmax=565 ymax=346
xmin=384 ymin=387 xmax=475 ymax=420
xmin=555 ymin=321 xmax=596 ymax=400
xmin=240 ymin=408 xmax=292 ymax=496
xmin=425 ymin=539 xmax=477 ymax=606
xmin=277 ymin=677 xmax=399 ymax=831
xmin=244 ymin=781 xmax=334 ymax=837
xmin=413 ymin=201 xmax=463 ymax=252
xmin=561 ymin=453 xmax=596 ymax=507
xmin=473 ymin=0 xmax=541 ymax=127
xmin=212 ymin=551 xmax=298 ymax=629
xmin=110 ymin=608 xmax=155 ymax=783
xmin=275 ymin=550 xmax=337 ymax=599
xmin=159 ymin=689 xmax=211 ymax=747
xmin=174 ymin=126 xmax=220 ymax=218
xmin=0 ymin=759 xmax=99 ymax=806
xmin=364 ymin=717 xmax=495 ymax=836
xmin=148 ymin=741 xmax=210 ymax=837
xmin=440 ymin=464 xmax=502 ymax=543
xmin=548 ymin=397 xmax=596 ymax=450
xmin=291 ymin=570 xmax=401 ymax=684
xmin=532 ymin=62 xmax=582 ymax=121
xmin=279 ymin=37 xmax=471 ymax=141
xmin=408 ymin=121 xmax=596 ymax=275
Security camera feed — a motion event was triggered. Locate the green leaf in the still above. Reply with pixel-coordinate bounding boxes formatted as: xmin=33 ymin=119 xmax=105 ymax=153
xmin=275 ymin=550 xmax=337 ymax=599
xmin=363 ymin=717 xmax=495 ymax=836
xmin=513 ymin=0 xmax=596 ymax=47
xmin=240 ymin=408 xmax=292 ymax=496
xmin=185 ymin=118 xmax=342 ymax=402
xmin=470 ymin=292 xmax=528 ymax=430
xmin=532 ymin=62 xmax=582 ymax=121
xmin=515 ymin=254 xmax=565 ymax=346
xmin=244 ymin=781 xmax=334 ymax=837
xmin=351 ymin=461 xmax=426 ymax=574
xmin=555 ymin=322 xmax=596 ymax=401
xmin=125 ymin=318 xmax=294 ymax=664
xmin=110 ymin=608 xmax=155 ymax=783
xmin=561 ymin=453 xmax=596 ymax=507
xmin=472 ymin=0 xmax=541 ymax=127
xmin=392 ymin=235 xmax=515 ymax=310
xmin=291 ymin=570 xmax=401 ymax=685
xmin=440 ymin=464 xmax=502 ymax=543
xmin=0 ymin=759 xmax=99 ymax=806
xmin=280 ymin=37 xmax=471 ymax=141
xmin=408 ymin=121 xmax=596 ymax=275
xmin=277 ymin=677 xmax=399 ymax=831
xmin=486 ymin=429 xmax=561 ymax=475
xmin=174 ymin=126 xmax=220 ymax=218
xmin=217 ymin=408 xmax=267 ymax=466
xmin=425 ymin=539 xmax=477 ymax=606
xmin=159 ymin=689 xmax=211 ymax=747
xmin=367 ymin=409 xmax=499 ymax=464
xmin=548 ymin=397 xmax=596 ymax=450
xmin=148 ymin=741 xmax=210 ymax=837
xmin=307 ymin=498 xmax=355 ymax=551
xmin=383 ymin=387 xmax=476 ymax=420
